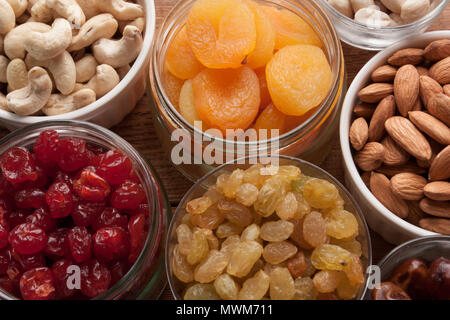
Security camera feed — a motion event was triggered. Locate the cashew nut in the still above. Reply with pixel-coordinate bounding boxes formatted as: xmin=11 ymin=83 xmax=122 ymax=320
xmin=75 ymin=0 xmax=101 ymax=19
xmin=0 ymin=0 xmax=16 ymax=34
xmin=30 ymin=0 xmax=53 ymax=23
xmin=27 ymin=0 xmax=38 ymax=13
xmin=327 ymin=0 xmax=353 ymax=18
xmin=96 ymin=0 xmax=144 ymax=21
xmin=93 ymin=25 xmax=142 ymax=68
xmin=354 ymin=6 xmax=393 ymax=27
xmin=116 ymin=63 xmax=130 ymax=80
xmin=0 ymin=35 xmax=3 ymax=54
xmin=4 ymin=22 xmax=50 ymax=59
xmin=68 ymin=13 xmax=118 ymax=51
xmin=118 ymin=16 xmax=145 ymax=33
xmin=26 ymin=50 xmax=76 ymax=94
xmin=380 ymin=0 xmax=406 ymax=13
xmin=24 ymin=18 xmax=72 ymax=60
xmin=0 ymin=91 xmax=8 ymax=110
xmin=6 ymin=66 xmax=52 ymax=115
xmin=86 ymin=64 xmax=119 ymax=98
xmin=350 ymin=0 xmax=375 ymax=12
xmin=6 ymin=0 xmax=27 ymax=17
xmin=71 ymin=48 xmax=85 ymax=61
xmin=75 ymin=54 xmax=97 ymax=83
xmin=16 ymin=11 xmax=31 ymax=24
xmin=0 ymin=55 xmax=9 ymax=82
xmin=42 ymin=88 xmax=96 ymax=115
xmin=400 ymin=0 xmax=430 ymax=23
xmin=6 ymin=58 xmax=28 ymax=90
xmin=46 ymin=0 xmax=86 ymax=28
xmin=389 ymin=12 xmax=405 ymax=25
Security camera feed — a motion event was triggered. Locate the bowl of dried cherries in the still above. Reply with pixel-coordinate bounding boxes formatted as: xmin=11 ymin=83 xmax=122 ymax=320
xmin=166 ymin=156 xmax=372 ymax=300
xmin=372 ymin=235 xmax=450 ymax=300
xmin=0 ymin=121 xmax=170 ymax=300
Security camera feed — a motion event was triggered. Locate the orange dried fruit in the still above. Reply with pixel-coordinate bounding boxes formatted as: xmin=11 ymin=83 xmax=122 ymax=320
xmin=255 ymin=67 xmax=272 ymax=110
xmin=186 ymin=0 xmax=257 ymax=69
xmin=266 ymin=44 xmax=332 ymax=116
xmin=179 ymin=79 xmax=206 ymax=129
xmin=245 ymin=1 xmax=275 ymax=69
xmin=166 ymin=27 xmax=204 ymax=79
xmin=253 ymin=104 xmax=286 ymax=138
xmin=192 ymin=67 xmax=260 ymax=131
xmin=262 ymin=6 xmax=322 ymax=50
xmin=162 ymin=66 xmax=184 ymax=109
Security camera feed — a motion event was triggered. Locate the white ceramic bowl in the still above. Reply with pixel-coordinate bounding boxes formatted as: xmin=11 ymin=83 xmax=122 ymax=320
xmin=0 ymin=0 xmax=155 ymax=131
xmin=340 ymin=31 xmax=450 ymax=245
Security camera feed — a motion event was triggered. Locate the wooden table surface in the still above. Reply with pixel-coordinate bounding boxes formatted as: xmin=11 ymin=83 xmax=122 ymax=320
xmin=0 ymin=1 xmax=448 ymax=300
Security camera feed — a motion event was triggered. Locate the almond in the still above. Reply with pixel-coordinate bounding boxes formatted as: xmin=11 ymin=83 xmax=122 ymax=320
xmin=419 ymin=75 xmax=443 ymax=107
xmin=429 ymin=145 xmax=450 ymax=181
xmin=354 ymin=142 xmax=385 ymax=171
xmin=419 ymin=218 xmax=450 ymax=235
xmin=381 ymin=136 xmax=410 ymax=166
xmin=444 ymin=84 xmax=450 ymax=97
xmin=406 ymin=201 xmax=427 ymax=226
xmin=424 ymin=181 xmax=450 ymax=201
xmin=408 ymin=111 xmax=450 ymax=145
xmin=368 ymin=95 xmax=396 ymax=142
xmin=427 ymin=93 xmax=450 ymax=126
xmin=387 ymin=48 xmax=424 ymax=66
xmin=423 ymin=39 xmax=450 ymax=62
xmin=412 ymin=98 xmax=423 ymax=111
xmin=416 ymin=66 xmax=429 ymax=77
xmin=353 ymin=103 xmax=375 ymax=119
xmin=370 ymin=172 xmax=409 ymax=219
xmin=429 ymin=56 xmax=450 ymax=85
xmin=376 ymin=161 xmax=427 ymax=177
xmin=371 ymin=65 xmax=397 ymax=82
xmin=349 ymin=117 xmax=368 ymax=151
xmin=361 ymin=171 xmax=371 ymax=189
xmin=390 ymin=172 xmax=427 ymax=200
xmin=394 ymin=65 xmax=420 ymax=116
xmin=384 ymin=116 xmax=432 ymax=161
xmin=419 ymin=198 xmax=450 ymax=218
xmin=358 ymin=83 xmax=394 ymax=103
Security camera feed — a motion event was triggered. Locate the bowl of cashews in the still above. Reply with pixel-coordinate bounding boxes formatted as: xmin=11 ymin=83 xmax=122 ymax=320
xmin=319 ymin=0 xmax=448 ymax=50
xmin=0 ymin=0 xmax=155 ymax=130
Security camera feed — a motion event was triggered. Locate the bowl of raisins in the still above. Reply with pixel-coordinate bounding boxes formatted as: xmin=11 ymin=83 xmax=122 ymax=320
xmin=0 ymin=120 xmax=170 ymax=300
xmin=166 ymin=156 xmax=372 ymax=300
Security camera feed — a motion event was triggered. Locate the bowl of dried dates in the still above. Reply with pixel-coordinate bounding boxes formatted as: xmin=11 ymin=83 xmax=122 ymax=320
xmin=166 ymin=156 xmax=372 ymax=300
xmin=372 ymin=235 xmax=450 ymax=300
xmin=0 ymin=120 xmax=170 ymax=300
xmin=340 ymin=31 xmax=450 ymax=245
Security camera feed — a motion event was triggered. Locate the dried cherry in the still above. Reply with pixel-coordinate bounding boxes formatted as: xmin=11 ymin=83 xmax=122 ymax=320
xmin=9 ymin=223 xmax=47 ymax=255
xmin=96 ymin=150 xmax=132 ymax=185
xmin=19 ymin=267 xmax=55 ymax=300
xmin=1 ymin=147 xmax=37 ymax=184
xmin=73 ymin=169 xmax=111 ymax=202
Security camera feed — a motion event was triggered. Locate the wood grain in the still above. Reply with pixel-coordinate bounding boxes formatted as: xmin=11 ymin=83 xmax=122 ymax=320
xmin=0 ymin=1 xmax=448 ymax=300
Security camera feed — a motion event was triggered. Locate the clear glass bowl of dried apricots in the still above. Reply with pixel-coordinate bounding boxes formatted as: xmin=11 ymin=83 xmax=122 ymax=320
xmin=165 ymin=156 xmax=372 ymax=300
xmin=149 ymin=0 xmax=346 ymax=181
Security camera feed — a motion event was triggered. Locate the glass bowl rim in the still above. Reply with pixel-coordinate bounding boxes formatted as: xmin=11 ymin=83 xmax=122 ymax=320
xmin=165 ymin=154 xmax=373 ymax=300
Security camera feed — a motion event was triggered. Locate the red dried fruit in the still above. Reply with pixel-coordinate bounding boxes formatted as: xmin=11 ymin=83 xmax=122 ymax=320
xmin=73 ymin=169 xmax=111 ymax=202
xmin=51 ymin=259 xmax=77 ymax=298
xmin=110 ymin=260 xmax=129 ymax=285
xmin=46 ymin=182 xmax=73 ymax=218
xmin=71 ymin=201 xmax=105 ymax=227
xmin=33 ymin=130 xmax=60 ymax=165
xmin=6 ymin=210 xmax=28 ymax=229
xmin=9 ymin=223 xmax=47 ymax=255
xmin=65 ymin=226 xmax=91 ymax=264
xmin=18 ymin=162 xmax=48 ymax=189
xmin=57 ymin=138 xmax=88 ymax=172
xmin=6 ymin=259 xmax=22 ymax=281
xmin=26 ymin=208 xmax=56 ymax=232
xmin=44 ymin=228 xmax=67 ymax=259
xmin=111 ymin=181 xmax=145 ymax=210
xmin=54 ymin=170 xmax=74 ymax=187
xmin=0 ymin=276 xmax=20 ymax=297
xmin=0 ymin=224 xmax=8 ymax=249
xmin=92 ymin=207 xmax=128 ymax=231
xmin=93 ymin=227 xmax=130 ymax=262
xmin=20 ymin=267 xmax=55 ymax=300
xmin=0 ymin=248 xmax=11 ymax=274
xmin=128 ymin=214 xmax=146 ymax=263
xmin=14 ymin=188 xmax=46 ymax=209
xmin=1 ymin=147 xmax=37 ymax=184
xmin=80 ymin=259 xmax=111 ymax=298
xmin=127 ymin=203 xmax=150 ymax=217
xmin=96 ymin=150 xmax=132 ymax=185
xmin=11 ymin=248 xmax=45 ymax=271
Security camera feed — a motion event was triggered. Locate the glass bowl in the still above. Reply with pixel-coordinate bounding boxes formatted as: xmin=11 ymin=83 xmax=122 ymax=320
xmin=165 ymin=155 xmax=373 ymax=300
xmin=319 ymin=0 xmax=449 ymax=50
xmin=0 ymin=120 xmax=170 ymax=300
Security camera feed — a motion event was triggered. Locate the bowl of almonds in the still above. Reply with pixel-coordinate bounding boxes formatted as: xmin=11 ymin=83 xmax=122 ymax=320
xmin=340 ymin=31 xmax=450 ymax=245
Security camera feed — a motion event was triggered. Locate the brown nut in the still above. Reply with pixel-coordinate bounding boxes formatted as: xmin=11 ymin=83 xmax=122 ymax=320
xmin=426 ymin=257 xmax=450 ymax=300
xmin=389 ymin=258 xmax=428 ymax=299
xmin=372 ymin=282 xmax=411 ymax=300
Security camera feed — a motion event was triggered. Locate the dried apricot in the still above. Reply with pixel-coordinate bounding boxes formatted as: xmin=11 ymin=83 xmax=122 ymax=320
xmin=253 ymin=104 xmax=286 ymax=138
xmin=255 ymin=68 xmax=272 ymax=109
xmin=179 ymin=79 xmax=204 ymax=127
xmin=245 ymin=1 xmax=275 ymax=69
xmin=166 ymin=27 xmax=204 ymax=79
xmin=162 ymin=66 xmax=184 ymax=109
xmin=186 ymin=0 xmax=256 ymax=69
xmin=192 ymin=67 xmax=260 ymax=131
xmin=262 ymin=6 xmax=322 ymax=49
xmin=266 ymin=45 xmax=332 ymax=116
